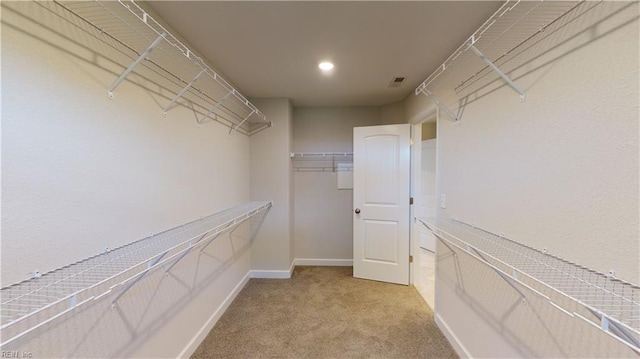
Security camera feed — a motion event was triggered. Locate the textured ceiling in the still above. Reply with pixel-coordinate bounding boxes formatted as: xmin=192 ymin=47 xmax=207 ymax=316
xmin=147 ymin=1 xmax=502 ymax=107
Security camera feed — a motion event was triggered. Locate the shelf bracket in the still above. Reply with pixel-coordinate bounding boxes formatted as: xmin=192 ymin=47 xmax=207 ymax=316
xmin=433 ymin=232 xmax=457 ymax=257
xmin=200 ymin=222 xmax=236 ymax=253
xmin=332 ymin=155 xmax=336 ymax=173
xmin=164 ymin=232 xmax=209 ymax=274
xmin=198 ymin=90 xmax=233 ymax=125
xmin=469 ymin=45 xmax=525 ymax=102
xmin=162 ymin=69 xmax=205 ymax=116
xmin=108 ymin=33 xmax=166 ymax=99
xmin=419 ymin=219 xmax=526 ymax=303
xmin=417 ymin=220 xmax=457 ymax=257
xmin=248 ymin=121 xmax=273 ymax=136
xmin=418 ymin=88 xmax=459 ymax=122
xmin=469 ymin=247 xmax=527 ymax=303
xmin=112 ymin=251 xmax=168 ymax=307
xmin=229 ymin=109 xmax=256 ymax=135
xmin=588 ymin=308 xmax=640 ymax=353
xmin=248 ymin=207 xmax=270 ymax=242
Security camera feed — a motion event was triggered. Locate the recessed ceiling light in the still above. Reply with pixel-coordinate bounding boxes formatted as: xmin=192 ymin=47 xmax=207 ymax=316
xmin=319 ymin=62 xmax=334 ymax=71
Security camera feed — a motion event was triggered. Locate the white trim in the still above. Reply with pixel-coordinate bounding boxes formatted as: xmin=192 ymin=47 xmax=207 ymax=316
xmin=250 ymin=270 xmax=290 ymax=279
xmin=410 ymin=123 xmax=422 ymax=286
xmin=435 ymin=312 xmax=472 ymax=359
xmin=177 ymin=271 xmax=251 ymax=359
xmin=294 ymin=258 xmax=353 ymax=266
xmin=250 ymin=261 xmax=295 ymax=279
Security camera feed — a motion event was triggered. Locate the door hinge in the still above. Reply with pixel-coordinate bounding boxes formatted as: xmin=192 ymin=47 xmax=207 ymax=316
xmin=409 ymin=255 xmax=414 ymax=263
xmin=410 ymin=197 xmax=414 ymax=205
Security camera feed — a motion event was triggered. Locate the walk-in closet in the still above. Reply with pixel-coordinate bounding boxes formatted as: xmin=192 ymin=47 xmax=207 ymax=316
xmin=2 ymin=1 xmax=639 ymax=358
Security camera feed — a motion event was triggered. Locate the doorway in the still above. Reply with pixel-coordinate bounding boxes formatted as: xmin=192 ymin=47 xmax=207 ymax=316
xmin=413 ymin=119 xmax=437 ymax=310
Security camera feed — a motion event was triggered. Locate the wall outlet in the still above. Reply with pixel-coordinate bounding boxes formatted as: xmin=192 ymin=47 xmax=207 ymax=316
xmin=440 ymin=194 xmax=446 ymax=209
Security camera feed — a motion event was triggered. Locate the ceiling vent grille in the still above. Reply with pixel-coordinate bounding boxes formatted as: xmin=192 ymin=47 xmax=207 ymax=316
xmin=388 ymin=77 xmax=405 ymax=88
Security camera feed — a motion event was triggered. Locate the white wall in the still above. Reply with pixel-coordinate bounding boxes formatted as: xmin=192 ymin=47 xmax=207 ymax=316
xmin=435 ymin=0 xmax=639 ymax=285
xmin=407 ymin=2 xmax=639 ymax=357
xmin=1 ymin=2 xmax=255 ymax=357
xmin=250 ymin=98 xmax=294 ymax=274
xmin=292 ymin=105 xmax=405 ymax=263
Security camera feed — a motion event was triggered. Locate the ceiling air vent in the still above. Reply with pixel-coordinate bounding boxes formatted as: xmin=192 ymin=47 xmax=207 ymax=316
xmin=388 ymin=77 xmax=405 ymax=88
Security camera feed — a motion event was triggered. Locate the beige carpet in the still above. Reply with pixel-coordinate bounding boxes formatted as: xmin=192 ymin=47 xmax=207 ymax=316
xmin=192 ymin=266 xmax=457 ymax=358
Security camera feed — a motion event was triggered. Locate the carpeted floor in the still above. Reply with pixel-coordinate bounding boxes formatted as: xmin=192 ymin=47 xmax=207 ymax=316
xmin=192 ymin=266 xmax=457 ymax=358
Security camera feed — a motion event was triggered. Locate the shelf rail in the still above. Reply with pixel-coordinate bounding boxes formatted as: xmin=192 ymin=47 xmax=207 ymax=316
xmin=55 ymin=0 xmax=271 ymax=135
xmin=290 ymin=152 xmax=353 ymax=173
xmin=415 ymin=0 xmax=597 ymax=122
xmin=417 ymin=217 xmax=640 ymax=354
xmin=0 ymin=201 xmax=272 ymax=347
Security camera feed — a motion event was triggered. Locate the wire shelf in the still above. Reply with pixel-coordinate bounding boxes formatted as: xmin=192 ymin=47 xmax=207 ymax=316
xmin=414 ymin=0 xmax=602 ymax=121
xmin=417 ymin=217 xmax=640 ymax=353
xmin=52 ymin=0 xmax=271 ymax=135
xmin=290 ymin=152 xmax=353 ymax=173
xmin=0 ymin=201 xmax=272 ymax=347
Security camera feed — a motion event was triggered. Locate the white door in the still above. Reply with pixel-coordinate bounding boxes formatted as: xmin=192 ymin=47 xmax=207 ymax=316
xmin=419 ymin=139 xmax=437 ymax=251
xmin=353 ymin=124 xmax=411 ymax=285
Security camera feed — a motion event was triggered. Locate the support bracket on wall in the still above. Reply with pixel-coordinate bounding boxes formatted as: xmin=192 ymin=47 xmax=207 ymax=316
xmin=199 ymin=222 xmax=234 ymax=253
xmin=162 ymin=69 xmax=206 ymax=116
xmin=108 ymin=33 xmax=166 ymax=99
xmin=421 ymin=223 xmax=456 ymax=259
xmin=469 ymin=247 xmax=527 ymax=303
xmin=588 ymin=309 xmax=640 ymax=354
xmin=229 ymin=109 xmax=256 ymax=135
xmin=199 ymin=90 xmax=233 ymax=125
xmin=112 ymin=251 xmax=168 ymax=307
xmin=164 ymin=232 xmax=209 ymax=274
xmin=248 ymin=121 xmax=274 ymax=136
xmin=417 ymin=88 xmax=459 ymax=122
xmin=469 ymin=44 xmax=525 ymax=102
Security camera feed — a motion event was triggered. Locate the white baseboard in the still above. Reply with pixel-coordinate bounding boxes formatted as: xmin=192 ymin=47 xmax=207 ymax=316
xmin=177 ymin=271 xmax=251 ymax=359
xmin=294 ymin=258 xmax=353 ymax=266
xmin=250 ymin=260 xmax=295 ymax=279
xmin=250 ymin=259 xmax=352 ymax=278
xmin=435 ymin=312 xmax=472 ymax=359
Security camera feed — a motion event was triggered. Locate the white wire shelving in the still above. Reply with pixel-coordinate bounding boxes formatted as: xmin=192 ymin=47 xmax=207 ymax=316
xmin=415 ymin=0 xmax=601 ymax=122
xmin=290 ymin=152 xmax=353 ymax=173
xmin=0 ymin=201 xmax=272 ymax=348
xmin=417 ymin=217 xmax=640 ymax=354
xmin=48 ymin=0 xmax=270 ymax=135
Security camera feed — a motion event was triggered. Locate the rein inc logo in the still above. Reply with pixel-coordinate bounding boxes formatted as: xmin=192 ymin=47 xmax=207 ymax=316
xmin=1 ymin=352 xmax=33 ymax=358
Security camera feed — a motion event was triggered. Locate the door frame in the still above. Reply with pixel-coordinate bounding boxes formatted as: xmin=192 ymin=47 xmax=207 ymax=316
xmin=409 ymin=109 xmax=439 ymax=290
xmin=419 ymin=138 xmax=437 ymax=251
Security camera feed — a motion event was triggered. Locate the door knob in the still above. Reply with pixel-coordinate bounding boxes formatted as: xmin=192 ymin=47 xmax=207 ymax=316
xmin=355 ymin=208 xmax=361 ymax=214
